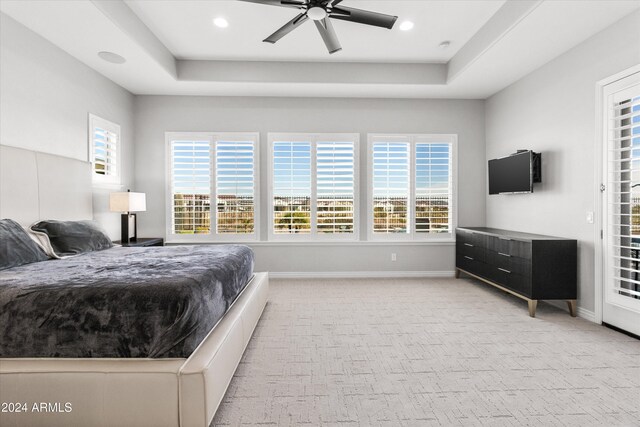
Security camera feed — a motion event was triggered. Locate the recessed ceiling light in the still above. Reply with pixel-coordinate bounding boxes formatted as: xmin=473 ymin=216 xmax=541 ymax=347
xmin=399 ymin=21 xmax=414 ymax=31
xmin=97 ymin=51 xmax=126 ymax=64
xmin=439 ymin=41 xmax=451 ymax=49
xmin=214 ymin=17 xmax=229 ymax=28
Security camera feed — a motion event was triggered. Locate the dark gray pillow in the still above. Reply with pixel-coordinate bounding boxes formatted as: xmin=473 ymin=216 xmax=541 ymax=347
xmin=31 ymin=220 xmax=113 ymax=257
xmin=0 ymin=219 xmax=49 ymax=270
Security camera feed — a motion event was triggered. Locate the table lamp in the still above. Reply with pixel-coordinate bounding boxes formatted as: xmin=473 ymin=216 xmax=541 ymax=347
xmin=110 ymin=190 xmax=146 ymax=243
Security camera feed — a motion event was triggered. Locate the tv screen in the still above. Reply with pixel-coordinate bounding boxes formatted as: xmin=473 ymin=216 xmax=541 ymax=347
xmin=488 ymin=151 xmax=533 ymax=194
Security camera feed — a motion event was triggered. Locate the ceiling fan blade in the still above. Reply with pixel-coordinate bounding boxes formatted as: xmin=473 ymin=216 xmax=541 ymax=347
xmin=314 ymin=18 xmax=342 ymax=54
xmin=237 ymin=0 xmax=306 ymax=10
xmin=263 ymin=13 xmax=309 ymax=44
xmin=330 ymin=6 xmax=398 ymax=29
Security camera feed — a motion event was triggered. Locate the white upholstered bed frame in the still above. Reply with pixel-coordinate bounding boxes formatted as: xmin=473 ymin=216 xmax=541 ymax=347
xmin=0 ymin=145 xmax=269 ymax=427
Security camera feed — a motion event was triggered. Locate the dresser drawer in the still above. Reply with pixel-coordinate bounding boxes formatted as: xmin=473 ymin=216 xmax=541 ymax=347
xmin=456 ymin=230 xmax=486 ymax=247
xmin=456 ymin=241 xmax=486 ymax=262
xmin=486 ymin=236 xmax=532 ymax=259
xmin=491 ymin=267 xmax=532 ymax=296
xmin=489 ymin=251 xmax=531 ymax=276
xmin=456 ymin=229 xmax=475 ymax=245
xmin=456 ymin=253 xmax=487 ymax=278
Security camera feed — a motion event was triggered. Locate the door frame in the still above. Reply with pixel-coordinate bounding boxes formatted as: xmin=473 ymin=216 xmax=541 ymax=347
xmin=594 ymin=64 xmax=640 ymax=325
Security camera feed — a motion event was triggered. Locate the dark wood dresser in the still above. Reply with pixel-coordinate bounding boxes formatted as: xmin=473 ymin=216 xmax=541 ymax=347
xmin=455 ymin=227 xmax=577 ymax=317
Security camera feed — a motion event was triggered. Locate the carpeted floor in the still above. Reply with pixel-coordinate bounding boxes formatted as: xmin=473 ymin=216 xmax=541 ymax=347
xmin=212 ymin=278 xmax=640 ymax=426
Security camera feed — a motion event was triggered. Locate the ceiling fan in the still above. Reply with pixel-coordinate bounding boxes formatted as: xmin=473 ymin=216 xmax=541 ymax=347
xmin=237 ymin=0 xmax=398 ymax=54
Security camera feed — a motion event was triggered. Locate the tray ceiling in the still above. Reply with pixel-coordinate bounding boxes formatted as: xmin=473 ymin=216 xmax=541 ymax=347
xmin=1 ymin=0 xmax=638 ymax=98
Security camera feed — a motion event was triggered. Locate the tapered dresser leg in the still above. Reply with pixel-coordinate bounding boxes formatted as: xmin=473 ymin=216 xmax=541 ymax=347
xmin=455 ymin=269 xmax=460 ymax=279
xmin=567 ymin=300 xmax=577 ymax=317
xmin=528 ymin=300 xmax=537 ymax=318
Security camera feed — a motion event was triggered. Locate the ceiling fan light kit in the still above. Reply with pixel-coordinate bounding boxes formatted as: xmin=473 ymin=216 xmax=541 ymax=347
xmin=239 ymin=0 xmax=398 ymax=54
xmin=307 ymin=6 xmax=327 ymax=21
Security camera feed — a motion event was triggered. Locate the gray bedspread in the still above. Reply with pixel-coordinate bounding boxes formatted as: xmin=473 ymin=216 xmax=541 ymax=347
xmin=0 ymin=245 xmax=254 ymax=358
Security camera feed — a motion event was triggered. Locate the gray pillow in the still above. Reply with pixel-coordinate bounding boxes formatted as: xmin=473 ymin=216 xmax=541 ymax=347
xmin=0 ymin=219 xmax=49 ymax=270
xmin=30 ymin=220 xmax=113 ymax=257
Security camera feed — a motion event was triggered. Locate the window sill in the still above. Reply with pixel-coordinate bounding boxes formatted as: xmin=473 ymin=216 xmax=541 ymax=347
xmin=165 ymin=240 xmax=455 ymax=247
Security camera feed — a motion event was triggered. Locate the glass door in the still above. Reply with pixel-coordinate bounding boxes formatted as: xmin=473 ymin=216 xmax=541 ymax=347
xmin=603 ymin=72 xmax=640 ymax=336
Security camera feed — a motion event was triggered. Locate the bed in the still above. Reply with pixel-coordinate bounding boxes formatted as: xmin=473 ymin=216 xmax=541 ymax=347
xmin=0 ymin=145 xmax=269 ymax=427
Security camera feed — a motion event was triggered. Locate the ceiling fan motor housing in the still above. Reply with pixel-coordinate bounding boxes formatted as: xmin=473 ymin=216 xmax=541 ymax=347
xmin=307 ymin=7 xmax=327 ymax=21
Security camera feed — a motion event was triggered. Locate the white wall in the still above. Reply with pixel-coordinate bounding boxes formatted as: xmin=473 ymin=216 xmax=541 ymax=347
xmin=0 ymin=13 xmax=135 ymax=239
xmin=134 ymin=96 xmax=486 ymax=274
xmin=485 ymin=10 xmax=640 ymax=312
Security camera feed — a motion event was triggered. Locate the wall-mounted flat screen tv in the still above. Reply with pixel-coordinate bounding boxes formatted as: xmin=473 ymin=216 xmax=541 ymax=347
xmin=488 ymin=150 xmax=541 ymax=195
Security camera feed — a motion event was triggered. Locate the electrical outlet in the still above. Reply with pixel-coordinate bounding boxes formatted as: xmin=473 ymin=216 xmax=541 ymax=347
xmin=391 ymin=253 xmax=397 ymax=262
xmin=586 ymin=211 xmax=594 ymax=224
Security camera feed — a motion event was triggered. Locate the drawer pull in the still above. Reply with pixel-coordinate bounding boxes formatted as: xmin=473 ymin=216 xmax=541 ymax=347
xmin=498 ymin=252 xmax=511 ymax=257
xmin=464 ymin=243 xmax=474 ymax=247
xmin=464 ymin=256 xmax=474 ymax=261
xmin=499 ymin=237 xmax=511 ymax=241
xmin=498 ymin=267 xmax=511 ymax=274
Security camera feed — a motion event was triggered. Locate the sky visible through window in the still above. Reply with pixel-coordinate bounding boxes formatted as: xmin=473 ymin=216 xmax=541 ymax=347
xmin=170 ymin=136 xmax=453 ymax=237
xmin=628 ymin=97 xmax=639 ymax=237
xmin=372 ymin=141 xmax=451 ymax=234
xmin=273 ymin=141 xmax=311 ymax=197
xmin=633 ymin=96 xmax=640 ymax=168
xmin=172 ymin=141 xmax=209 ymax=195
xmin=216 ymin=141 xmax=255 ymax=234
xmin=172 ymin=139 xmax=256 ymax=235
xmin=93 ymin=126 xmax=117 ymax=176
xmin=272 ymin=139 xmax=356 ymax=235
xmin=216 ymin=142 xmax=254 ymax=197
xmin=172 ymin=140 xmax=210 ymax=234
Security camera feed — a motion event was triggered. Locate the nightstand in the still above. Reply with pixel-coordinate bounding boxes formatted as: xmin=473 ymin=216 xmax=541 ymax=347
xmin=114 ymin=237 xmax=164 ymax=247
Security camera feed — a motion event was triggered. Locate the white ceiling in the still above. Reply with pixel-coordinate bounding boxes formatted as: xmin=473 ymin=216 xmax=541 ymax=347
xmin=1 ymin=0 xmax=639 ymax=99
xmin=125 ymin=0 xmax=505 ymax=62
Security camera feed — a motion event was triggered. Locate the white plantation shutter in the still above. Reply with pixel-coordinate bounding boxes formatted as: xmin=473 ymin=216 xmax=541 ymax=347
xmin=93 ymin=127 xmax=117 ymax=176
xmin=89 ymin=114 xmax=120 ymax=183
xmin=606 ymin=86 xmax=640 ymax=300
xmin=269 ymin=133 xmax=359 ymax=240
xmin=215 ymin=141 xmax=255 ymax=234
xmin=415 ymin=142 xmax=452 ymax=233
xmin=272 ymin=141 xmax=312 ymax=234
xmin=171 ymin=140 xmax=211 ymax=235
xmin=372 ymin=142 xmax=410 ymax=234
xmin=316 ymin=141 xmax=355 ymax=234
xmin=168 ymin=133 xmax=259 ymax=242
xmin=369 ymin=134 xmax=456 ymax=241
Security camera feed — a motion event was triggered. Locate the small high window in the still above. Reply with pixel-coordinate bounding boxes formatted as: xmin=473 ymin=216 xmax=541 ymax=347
xmin=89 ymin=114 xmax=120 ymax=184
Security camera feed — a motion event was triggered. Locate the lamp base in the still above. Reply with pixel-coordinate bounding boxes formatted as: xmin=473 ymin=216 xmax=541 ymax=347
xmin=120 ymin=213 xmax=137 ymax=244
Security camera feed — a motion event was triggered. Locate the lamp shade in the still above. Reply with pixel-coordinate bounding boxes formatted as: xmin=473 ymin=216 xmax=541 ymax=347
xmin=110 ymin=192 xmax=146 ymax=213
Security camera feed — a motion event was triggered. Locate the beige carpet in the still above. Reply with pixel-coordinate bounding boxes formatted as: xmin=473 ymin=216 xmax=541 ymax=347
xmin=212 ymin=278 xmax=640 ymax=426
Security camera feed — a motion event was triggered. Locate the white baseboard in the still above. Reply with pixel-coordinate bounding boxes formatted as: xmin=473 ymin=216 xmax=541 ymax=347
xmin=268 ymin=271 xmax=456 ymax=279
xmin=542 ymin=300 xmax=597 ymax=323
xmin=577 ymin=307 xmax=596 ymax=323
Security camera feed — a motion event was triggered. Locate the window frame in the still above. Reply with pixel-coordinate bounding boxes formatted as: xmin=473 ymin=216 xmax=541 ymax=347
xmin=88 ymin=114 xmax=121 ymax=186
xmin=165 ymin=131 xmax=260 ymax=243
xmin=267 ymin=132 xmax=360 ymax=242
xmin=367 ymin=133 xmax=457 ymax=242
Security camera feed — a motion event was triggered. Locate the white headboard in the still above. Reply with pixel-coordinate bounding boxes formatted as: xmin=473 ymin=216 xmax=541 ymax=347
xmin=0 ymin=145 xmax=93 ymax=226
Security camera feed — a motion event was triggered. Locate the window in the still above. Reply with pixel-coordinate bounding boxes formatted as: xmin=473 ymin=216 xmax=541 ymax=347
xmin=602 ymin=72 xmax=640 ymax=310
xmin=89 ymin=114 xmax=120 ymax=184
xmin=368 ymin=134 xmax=456 ymax=241
xmin=166 ymin=132 xmax=258 ymax=242
xmin=268 ymin=133 xmax=358 ymax=240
